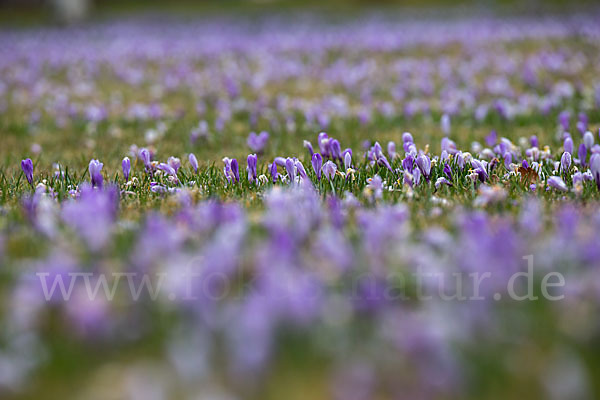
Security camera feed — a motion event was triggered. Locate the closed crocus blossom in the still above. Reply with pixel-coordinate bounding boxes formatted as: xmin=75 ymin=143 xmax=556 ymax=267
xmin=590 ymin=153 xmax=600 ymax=189
xmin=21 ymin=158 xmax=33 ymax=186
xmin=560 ymin=152 xmax=571 ymax=172
xmin=88 ymin=159 xmax=103 ymax=188
xmin=322 ymin=161 xmax=337 ymax=180
xmin=295 ymin=160 xmax=308 ymax=180
xmin=158 ymin=163 xmax=176 ymax=176
xmin=503 ymin=152 xmax=512 ymax=169
xmin=547 ymin=176 xmax=568 ymax=192
xmin=303 ymin=140 xmax=314 ymax=156
xmin=441 ymin=113 xmax=450 ymax=135
xmin=312 ymin=153 xmax=323 ymax=180
xmin=247 ymin=154 xmax=257 ymax=183
xmin=230 ymin=159 xmax=240 ymax=183
xmin=168 ymin=156 xmax=181 ymax=173
xmin=139 ymin=148 xmax=151 ymax=170
xmin=416 ymin=154 xmax=431 ymax=179
xmin=344 ymin=152 xmax=352 ymax=171
xmin=443 ymin=163 xmax=452 ymax=179
xmin=564 ymin=136 xmax=573 ymax=154
xmin=189 ymin=153 xmax=198 ymax=172
xmin=583 ymin=131 xmax=595 ymax=149
xmin=578 ymin=143 xmax=587 ymax=166
xmin=387 ymin=141 xmax=397 ymax=159
xmin=285 ymin=158 xmax=296 ymax=182
xmin=122 ymin=157 xmax=131 ymax=181
xmin=330 ymin=139 xmax=342 ymax=160
xmin=270 ymin=161 xmax=278 ymax=183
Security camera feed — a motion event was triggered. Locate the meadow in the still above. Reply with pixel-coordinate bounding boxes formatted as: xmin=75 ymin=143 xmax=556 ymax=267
xmin=1 ymin=10 xmax=600 ymax=399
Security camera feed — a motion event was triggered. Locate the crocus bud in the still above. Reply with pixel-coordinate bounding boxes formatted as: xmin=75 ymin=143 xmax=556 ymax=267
xmin=285 ymin=158 xmax=296 ymax=183
xmin=139 ymin=148 xmax=151 ymax=170
xmin=402 ymin=132 xmax=414 ymax=143
xmin=312 ymin=153 xmax=323 ymax=180
xmin=322 ymin=161 xmax=337 ymax=180
xmin=578 ymin=143 xmax=587 ymax=166
xmin=344 ymin=152 xmax=352 ymax=170
xmin=295 ymin=160 xmax=308 ymax=180
xmin=416 ymin=154 xmax=431 ymax=179
xmin=167 ymin=156 xmax=181 ymax=173
xmin=443 ymin=163 xmax=452 ymax=179
xmin=88 ymin=159 xmax=103 ymax=188
xmin=503 ymin=152 xmax=512 ymax=169
xmin=21 ymin=158 xmax=34 ymax=186
xmin=547 ymin=176 xmax=568 ymax=192
xmin=564 ymin=137 xmax=573 ymax=154
xmin=387 ymin=141 xmax=396 ymax=160
xmin=230 ymin=159 xmax=240 ymax=183
xmin=303 ymin=140 xmax=314 ymax=156
xmin=441 ymin=114 xmax=450 ymax=135
xmin=590 ymin=153 xmax=600 ymax=190
xmin=188 ymin=153 xmax=198 ymax=172
xmin=330 ymin=139 xmax=342 ymax=160
xmin=158 ymin=163 xmax=176 ymax=176
xmin=560 ymin=152 xmax=571 ymax=172
xmin=584 ymin=131 xmax=595 ymax=150
xmin=122 ymin=157 xmax=131 ymax=181
xmin=270 ymin=161 xmax=278 ymax=183
xmin=247 ymin=154 xmax=257 ymax=183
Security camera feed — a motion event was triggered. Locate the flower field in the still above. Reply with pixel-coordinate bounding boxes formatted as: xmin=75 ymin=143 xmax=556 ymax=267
xmin=1 ymin=9 xmax=600 ymax=399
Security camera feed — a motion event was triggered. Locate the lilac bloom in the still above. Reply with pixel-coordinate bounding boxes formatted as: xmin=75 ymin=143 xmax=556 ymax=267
xmin=441 ymin=137 xmax=457 ymax=154
xmin=312 ymin=153 xmax=323 ymax=180
xmin=285 ymin=158 xmax=296 ymax=182
xmin=578 ymin=143 xmax=587 ymax=166
xmin=530 ymin=135 xmax=539 ymax=148
xmin=188 ymin=153 xmax=198 ymax=172
xmin=377 ymin=155 xmax=392 ymax=171
xmin=485 ymin=130 xmax=497 ymax=147
xmin=247 ymin=131 xmax=269 ymax=153
xmin=366 ymin=175 xmax=383 ymax=198
xmin=318 ymin=132 xmax=330 ymax=157
xmin=122 ymin=157 xmax=131 ymax=181
xmin=564 ymin=137 xmax=573 ymax=154
xmin=522 ymin=159 xmax=529 ymax=169
xmin=558 ymin=110 xmax=570 ymax=131
xmin=270 ymin=161 xmax=278 ymax=183
xmin=402 ymin=132 xmax=414 ymax=143
xmin=247 ymin=154 xmax=258 ymax=183
xmin=547 ymin=176 xmax=568 ymax=192
xmin=402 ymin=154 xmax=415 ymax=172
xmin=322 ymin=161 xmax=337 ymax=180
xmin=560 ymin=152 xmax=571 ymax=172
xmin=455 ymin=152 xmax=465 ymax=170
xmin=21 ymin=158 xmax=33 ymax=186
xmin=416 ymin=154 xmax=431 ymax=179
xmin=274 ymin=157 xmax=287 ymax=167
xmin=471 ymin=159 xmax=488 ymax=182
xmin=88 ymin=159 xmax=103 ymax=188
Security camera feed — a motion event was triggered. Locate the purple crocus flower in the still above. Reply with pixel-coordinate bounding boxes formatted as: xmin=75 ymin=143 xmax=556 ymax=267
xmin=530 ymin=135 xmax=539 ymax=148
xmin=122 ymin=157 xmax=131 ymax=181
xmin=435 ymin=177 xmax=452 ymax=189
xmin=322 ymin=161 xmax=337 ymax=180
xmin=285 ymin=158 xmax=296 ymax=182
xmin=303 ymin=140 xmax=314 ymax=156
xmin=158 ymin=163 xmax=177 ymax=176
xmin=402 ymin=132 xmax=414 ymax=143
xmin=485 ymin=130 xmax=497 ymax=147
xmin=547 ymin=176 xmax=568 ymax=192
xmin=344 ymin=152 xmax=352 ymax=170
xmin=377 ymin=155 xmax=392 ymax=171
xmin=270 ymin=161 xmax=278 ymax=183
xmin=21 ymin=158 xmax=33 ymax=186
xmin=295 ymin=160 xmax=308 ymax=180
xmin=583 ymin=131 xmax=595 ymax=150
xmin=139 ymin=148 xmax=152 ymax=172
xmin=560 ymin=152 xmax=571 ymax=172
xmin=247 ymin=154 xmax=258 ymax=183
xmin=231 ymin=159 xmax=240 ymax=183
xmin=402 ymin=154 xmax=415 ymax=172
xmin=558 ymin=110 xmax=570 ymax=131
xmin=274 ymin=157 xmax=287 ymax=167
xmin=443 ymin=163 xmax=452 ymax=179
xmin=564 ymin=137 xmax=573 ymax=154
xmin=503 ymin=152 xmax=512 ymax=169
xmin=318 ymin=132 xmax=330 ymax=157
xmin=189 ymin=153 xmax=198 ymax=172
xmin=88 ymin=159 xmax=103 ymax=188
xmin=590 ymin=153 xmax=600 ymax=190
xmin=578 ymin=143 xmax=587 ymax=166
xmin=471 ymin=159 xmax=488 ymax=182
xmin=416 ymin=154 xmax=431 ymax=179
xmin=330 ymin=139 xmax=342 ymax=160
xmin=168 ymin=157 xmax=181 ymax=173
xmin=247 ymin=131 xmax=269 ymax=153
xmin=441 ymin=113 xmax=451 ymax=135
xmin=312 ymin=153 xmax=323 ymax=180
xmin=387 ymin=141 xmax=397 ymax=159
